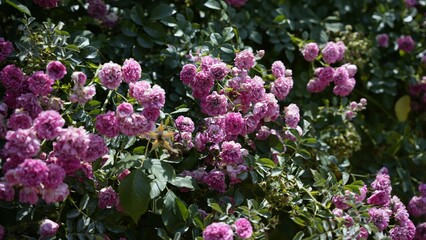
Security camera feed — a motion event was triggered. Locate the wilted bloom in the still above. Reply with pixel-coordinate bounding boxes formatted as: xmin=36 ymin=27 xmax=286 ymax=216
xmin=39 ymin=219 xmax=59 ymax=238
xmin=377 ymin=34 xmax=389 ymax=48
xmin=234 ymin=218 xmax=253 ymax=239
xmin=397 ymin=36 xmax=416 ymax=53
xmin=203 ymin=222 xmax=233 ymax=240
xmin=302 ymin=42 xmax=319 ymax=62
xmin=46 ymin=61 xmax=67 ymax=80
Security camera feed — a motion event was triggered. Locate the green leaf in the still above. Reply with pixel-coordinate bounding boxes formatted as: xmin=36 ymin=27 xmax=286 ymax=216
xmin=210 ymin=33 xmax=221 ymax=45
xmin=143 ymin=21 xmax=166 ymax=39
xmin=175 ymin=198 xmax=189 ymax=221
xmin=119 ymin=169 xmax=151 ymax=223
xmin=130 ymin=5 xmax=144 ymax=26
xmin=6 ymin=0 xmax=30 ymax=15
xmin=204 ymin=0 xmax=221 ymax=10
xmin=207 ymin=198 xmax=223 ymax=213
xmin=170 ymin=108 xmax=190 ymax=115
xmin=257 ymin=158 xmax=276 ymax=168
xmin=151 ymin=4 xmax=174 ymax=20
xmin=168 ymin=176 xmax=194 ymax=190
xmin=222 ymin=27 xmax=235 ymax=42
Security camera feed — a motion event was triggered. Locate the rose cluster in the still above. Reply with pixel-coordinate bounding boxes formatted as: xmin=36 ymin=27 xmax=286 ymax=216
xmin=331 ymin=167 xmax=416 ymax=240
xmin=203 ymin=218 xmax=253 ymax=240
xmin=179 ymin=51 xmax=301 ymax=193
xmin=301 ymin=41 xmax=358 ymax=97
xmin=376 ymin=33 xmax=416 ymax=53
xmin=345 ymin=98 xmax=367 ymax=120
xmin=95 ymin=59 xmax=164 ymax=138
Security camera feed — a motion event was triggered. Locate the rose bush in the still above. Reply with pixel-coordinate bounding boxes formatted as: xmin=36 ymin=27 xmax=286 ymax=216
xmin=0 ymin=0 xmax=425 ymax=239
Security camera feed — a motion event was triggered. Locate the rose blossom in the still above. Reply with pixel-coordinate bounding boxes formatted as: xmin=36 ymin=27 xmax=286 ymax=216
xmin=234 ymin=49 xmax=255 ymax=70
xmin=33 ymin=110 xmax=65 ymax=140
xmin=39 ymin=219 xmax=59 ymax=238
xmin=271 ymin=60 xmax=286 ymax=78
xmin=0 ymin=38 xmax=13 ymax=62
xmin=98 ymin=61 xmax=122 ymax=89
xmin=377 ymin=34 xmax=389 ymax=48
xmin=122 ymin=58 xmax=141 ymax=83
xmin=397 ymin=35 xmax=416 ymax=53
xmin=302 ymin=42 xmax=319 ymax=62
xmin=46 ymin=61 xmax=67 ymax=80
xmin=28 ymin=71 xmax=55 ymax=96
xmin=225 ymin=0 xmax=247 ymax=7
xmin=203 ymin=222 xmax=233 ymax=240
xmin=234 ymin=218 xmax=253 ymax=239
xmin=98 ymin=186 xmax=117 ymax=209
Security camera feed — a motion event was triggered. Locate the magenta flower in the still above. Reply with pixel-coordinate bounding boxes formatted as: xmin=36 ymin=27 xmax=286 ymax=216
xmin=180 ymin=64 xmax=197 ymax=85
xmin=122 ymin=58 xmax=141 ymax=83
xmin=191 ymin=70 xmax=214 ymax=99
xmin=7 ymin=111 xmax=32 ymax=130
xmin=322 ymin=42 xmax=340 ymax=64
xmin=87 ymin=0 xmax=107 ymax=19
xmin=46 ymin=61 xmax=67 ymax=80
xmin=225 ymin=0 xmax=247 ymax=7
xmin=53 ymin=126 xmax=90 ymax=159
xmin=83 ymin=134 xmax=108 ymax=162
xmin=175 ymin=115 xmax=195 ymax=133
xmin=368 ymin=207 xmax=392 ymax=231
xmin=19 ymin=187 xmax=38 ymax=204
xmin=33 ymin=110 xmax=65 ymax=140
xmin=271 ymin=76 xmax=293 ymax=101
xmin=397 ymin=36 xmax=416 ymax=53
xmin=307 ymin=78 xmax=328 ymax=93
xmin=41 ymin=183 xmax=69 ymax=204
xmin=332 ymin=66 xmax=350 ymax=85
xmin=119 ymin=113 xmax=150 ymax=136
xmin=235 ymin=218 xmax=253 ymax=239
xmin=302 ymin=42 xmax=319 ymax=62
xmin=234 ymin=50 xmax=255 ymax=70
xmin=285 ymin=103 xmax=300 ymax=128
xmin=95 ymin=111 xmax=120 ymax=138
xmin=32 ymin=0 xmax=59 ymax=8
xmin=0 ymin=38 xmax=14 ymax=62
xmin=39 ymin=219 xmax=59 ymax=238
xmin=43 ymin=164 xmax=65 ymax=189
xmin=271 ymin=60 xmax=286 ymax=78
xmin=0 ymin=182 xmax=15 ymax=201
xmin=209 ymin=62 xmax=229 ymax=80
xmin=225 ymin=112 xmax=244 ymax=136
xmin=203 ymin=222 xmax=233 ymax=240
xmin=203 ymin=170 xmax=227 ymax=193
xmin=376 ymin=34 xmax=389 ymax=48
xmin=28 ymin=71 xmax=55 ymax=96
xmin=116 ymin=102 xmax=134 ymax=119
xmin=333 ymin=77 xmax=356 ymax=97
xmin=201 ymin=91 xmax=228 ymax=116
xmin=16 ymin=158 xmax=49 ymax=187
xmin=0 ymin=64 xmax=24 ymax=92
xmin=0 ymin=224 xmax=4 ymax=240
xmin=3 ymin=128 xmax=40 ymax=159
xmin=98 ymin=186 xmax=117 ymax=209
xmin=98 ymin=61 xmax=122 ymax=89
xmin=220 ymin=141 xmax=243 ymax=165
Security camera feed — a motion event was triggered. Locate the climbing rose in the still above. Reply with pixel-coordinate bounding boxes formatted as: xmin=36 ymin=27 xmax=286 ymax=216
xmin=98 ymin=62 xmax=122 ymax=89
xmin=203 ymin=222 xmax=233 ymax=240
xmin=180 ymin=64 xmax=197 ymax=85
xmin=39 ymin=219 xmax=59 ymax=238
xmin=33 ymin=110 xmax=65 ymax=140
xmin=302 ymin=42 xmax=319 ymax=62
xmin=46 ymin=61 xmax=67 ymax=80
xmin=235 ymin=218 xmax=253 ymax=239
xmin=122 ymin=58 xmax=141 ymax=83
xmin=397 ymin=36 xmax=416 ymax=53
xmin=234 ymin=50 xmax=255 ymax=70
xmin=0 ymin=38 xmax=13 ymax=62
xmin=98 ymin=186 xmax=117 ymax=209
xmin=271 ymin=60 xmax=286 ymax=78
xmin=377 ymin=34 xmax=389 ymax=48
